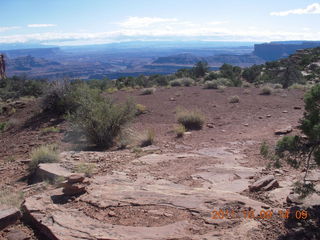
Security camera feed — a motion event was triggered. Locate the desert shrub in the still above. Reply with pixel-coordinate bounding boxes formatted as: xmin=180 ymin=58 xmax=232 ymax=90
xmin=0 ymin=187 xmax=24 ymax=208
xmin=203 ymin=81 xmax=218 ymax=89
xmin=170 ymin=79 xmax=182 ymax=87
xmin=181 ymin=78 xmax=195 ymax=87
xmin=260 ymin=86 xmax=272 ymax=95
xmin=68 ymin=89 xmax=136 ymax=148
xmin=289 ymin=83 xmax=307 ymax=90
xmin=106 ymin=87 xmax=118 ymax=94
xmin=217 ymin=85 xmax=226 ymax=92
xmin=0 ymin=76 xmax=46 ymax=100
xmin=215 ymin=78 xmax=233 ymax=87
xmin=228 ymin=95 xmax=240 ymax=103
xmin=74 ymin=163 xmax=95 ymax=177
xmin=274 ymin=83 xmax=283 ymax=89
xmin=29 ymin=145 xmax=59 ymax=173
xmin=243 ymin=89 xmax=251 ymax=95
xmin=204 ymin=71 xmax=219 ymax=81
xmin=242 ymin=82 xmax=251 ymax=88
xmin=140 ymin=129 xmax=155 ymax=147
xmin=175 ymin=124 xmax=186 ymax=138
xmin=135 ymin=104 xmax=147 ymax=115
xmin=41 ymin=79 xmax=77 ymax=115
xmin=141 ymin=88 xmax=155 ymax=95
xmin=260 ymin=141 xmax=269 ymax=158
xmin=176 ymin=108 xmax=204 ymax=130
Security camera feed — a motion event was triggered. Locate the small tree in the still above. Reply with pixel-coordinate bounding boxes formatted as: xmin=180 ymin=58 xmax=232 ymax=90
xmin=192 ymin=61 xmax=209 ymax=78
xmin=276 ymin=84 xmax=320 ymax=183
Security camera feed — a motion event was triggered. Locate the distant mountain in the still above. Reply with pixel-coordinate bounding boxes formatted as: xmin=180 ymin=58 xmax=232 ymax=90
xmin=153 ymin=53 xmax=204 ymax=65
xmin=8 ymin=55 xmax=60 ymax=71
xmin=253 ymin=41 xmax=320 ymax=61
xmin=2 ymin=47 xmax=61 ymax=58
xmin=152 ymin=53 xmax=264 ymax=67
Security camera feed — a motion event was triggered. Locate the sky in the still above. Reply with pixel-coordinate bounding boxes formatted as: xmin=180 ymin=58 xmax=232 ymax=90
xmin=1 ymin=0 xmax=320 ymax=46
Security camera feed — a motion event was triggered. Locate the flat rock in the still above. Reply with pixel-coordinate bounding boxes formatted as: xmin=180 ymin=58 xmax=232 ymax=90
xmin=249 ymin=175 xmax=276 ymax=192
xmin=23 ymin=175 xmax=268 ymax=240
xmin=36 ymin=163 xmax=72 ymax=182
xmin=6 ymin=229 xmax=29 ymax=240
xmin=274 ymin=126 xmax=293 ymax=135
xmin=0 ymin=206 xmax=21 ymax=230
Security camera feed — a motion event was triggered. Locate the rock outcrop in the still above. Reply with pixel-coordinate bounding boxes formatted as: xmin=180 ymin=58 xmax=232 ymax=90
xmin=249 ymin=175 xmax=279 ymax=192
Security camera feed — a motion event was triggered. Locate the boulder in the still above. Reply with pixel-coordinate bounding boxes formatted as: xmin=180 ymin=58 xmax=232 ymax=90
xmin=249 ymin=175 xmax=278 ymax=192
xmin=63 ymin=183 xmax=87 ymax=196
xmin=286 ymin=193 xmax=303 ymax=205
xmin=274 ymin=126 xmax=293 ymax=135
xmin=261 ymin=179 xmax=279 ymax=191
xmin=0 ymin=206 xmax=21 ymax=230
xmin=62 ymin=174 xmax=89 ymax=196
xmin=36 ymin=163 xmax=72 ymax=182
xmin=67 ymin=173 xmax=85 ymax=184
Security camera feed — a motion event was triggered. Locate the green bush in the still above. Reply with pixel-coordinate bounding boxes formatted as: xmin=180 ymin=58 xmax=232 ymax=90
xmin=176 ymin=108 xmax=204 ymax=130
xmin=203 ymin=81 xmax=218 ymax=89
xmin=260 ymin=141 xmax=269 ymax=158
xmin=29 ymin=145 xmax=59 ymax=173
xmin=0 ymin=122 xmax=7 ymax=132
xmin=68 ymin=88 xmax=136 ymax=148
xmin=260 ymin=86 xmax=272 ymax=95
xmin=141 ymin=88 xmax=155 ymax=95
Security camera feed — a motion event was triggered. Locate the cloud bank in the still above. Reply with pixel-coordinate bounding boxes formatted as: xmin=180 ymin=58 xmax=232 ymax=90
xmin=27 ymin=24 xmax=57 ymax=28
xmin=119 ymin=17 xmax=178 ymax=28
xmin=0 ymin=16 xmax=319 ymax=45
xmin=271 ymin=3 xmax=320 ymax=16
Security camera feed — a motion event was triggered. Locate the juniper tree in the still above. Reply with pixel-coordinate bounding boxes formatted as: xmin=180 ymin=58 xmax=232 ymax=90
xmin=276 ymin=84 xmax=320 ymax=183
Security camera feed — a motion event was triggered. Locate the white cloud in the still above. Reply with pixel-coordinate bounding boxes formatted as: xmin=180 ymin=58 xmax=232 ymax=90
xmin=27 ymin=24 xmax=57 ymax=28
xmin=207 ymin=21 xmax=228 ymax=25
xmin=0 ymin=16 xmax=319 ymax=45
xmin=271 ymin=3 xmax=320 ymax=16
xmin=0 ymin=26 xmax=20 ymax=32
xmin=119 ymin=17 xmax=177 ymax=28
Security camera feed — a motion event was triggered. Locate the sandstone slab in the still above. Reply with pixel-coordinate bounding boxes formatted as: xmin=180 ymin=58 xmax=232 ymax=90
xmin=36 ymin=163 xmax=72 ymax=182
xmin=0 ymin=206 xmax=21 ymax=230
xmin=249 ymin=175 xmax=277 ymax=192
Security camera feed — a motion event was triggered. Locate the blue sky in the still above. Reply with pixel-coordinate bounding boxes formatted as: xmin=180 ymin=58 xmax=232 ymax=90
xmin=1 ymin=0 xmax=320 ymax=45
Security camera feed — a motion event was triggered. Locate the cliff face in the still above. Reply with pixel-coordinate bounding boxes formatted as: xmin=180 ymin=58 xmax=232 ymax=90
xmin=253 ymin=42 xmax=320 ymax=61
